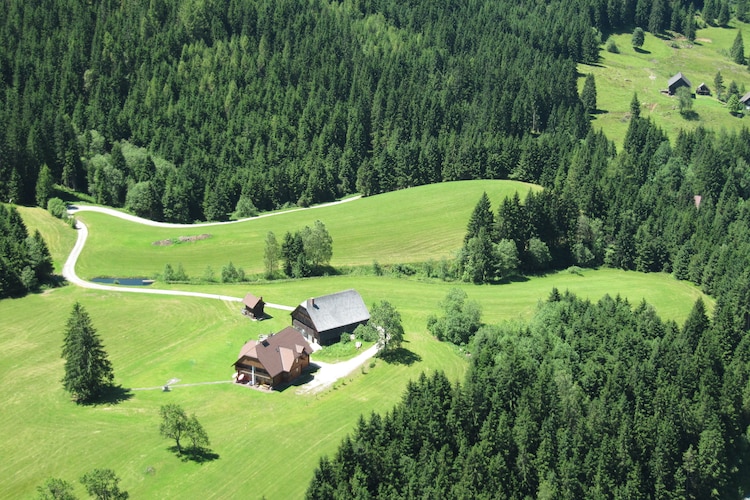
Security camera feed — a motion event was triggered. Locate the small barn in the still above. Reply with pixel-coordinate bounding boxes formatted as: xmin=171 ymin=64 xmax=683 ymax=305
xmin=242 ymin=293 xmax=265 ymax=319
xmin=740 ymin=91 xmax=750 ymax=109
xmin=668 ymin=72 xmax=692 ymax=95
xmin=696 ymin=82 xmax=710 ymax=96
xmin=233 ymin=326 xmax=312 ymax=388
xmin=291 ymin=289 xmax=370 ymax=346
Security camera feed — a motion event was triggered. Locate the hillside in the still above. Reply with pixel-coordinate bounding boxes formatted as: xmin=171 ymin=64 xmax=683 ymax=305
xmin=70 ymin=180 xmax=538 ymax=279
xmin=583 ymin=23 xmax=750 ymax=145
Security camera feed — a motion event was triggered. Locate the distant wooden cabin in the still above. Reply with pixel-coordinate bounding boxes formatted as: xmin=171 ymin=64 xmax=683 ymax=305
xmin=740 ymin=91 xmax=750 ymax=109
xmin=668 ymin=72 xmax=692 ymax=95
xmin=234 ymin=326 xmax=312 ymax=388
xmin=696 ymin=82 xmax=710 ymax=96
xmin=291 ymin=289 xmax=370 ymax=346
xmin=242 ymin=293 xmax=265 ymax=319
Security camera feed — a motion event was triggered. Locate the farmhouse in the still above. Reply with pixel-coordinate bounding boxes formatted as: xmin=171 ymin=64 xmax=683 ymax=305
xmin=291 ymin=289 xmax=370 ymax=346
xmin=667 ymin=72 xmax=691 ymax=95
xmin=740 ymin=91 xmax=750 ymax=109
xmin=242 ymin=293 xmax=265 ymax=319
xmin=233 ymin=326 xmax=313 ymax=388
xmin=696 ymin=82 xmax=710 ymax=96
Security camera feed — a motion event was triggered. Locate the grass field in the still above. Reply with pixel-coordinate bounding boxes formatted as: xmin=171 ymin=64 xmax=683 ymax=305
xmin=72 ymin=180 xmax=539 ymax=279
xmin=3 ymin=183 xmax=714 ymax=498
xmin=581 ymin=23 xmax=750 ymax=146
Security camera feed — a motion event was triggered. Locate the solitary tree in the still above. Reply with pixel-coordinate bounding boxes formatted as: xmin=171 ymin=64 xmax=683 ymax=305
xmin=159 ymin=404 xmax=210 ymax=455
xmin=368 ymin=301 xmax=404 ymax=353
xmin=581 ymin=73 xmax=597 ymax=115
xmin=714 ymin=71 xmax=726 ymax=101
xmin=676 ymin=86 xmax=694 ymax=115
xmin=37 ymin=478 xmax=77 ymax=500
xmin=727 ymin=93 xmax=741 ymax=115
xmin=731 ymin=31 xmax=745 ymax=65
xmin=61 ymin=302 xmax=114 ymax=403
xmin=263 ymin=231 xmax=279 ymax=279
xmin=631 ymin=27 xmax=645 ymax=49
xmin=80 ymin=469 xmax=128 ymax=500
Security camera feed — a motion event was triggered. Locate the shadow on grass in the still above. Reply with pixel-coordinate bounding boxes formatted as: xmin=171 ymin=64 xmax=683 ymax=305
xmin=79 ymin=385 xmax=133 ymax=406
xmin=168 ymin=446 xmax=220 ymax=463
xmin=680 ymin=110 xmax=699 ymax=121
xmin=378 ymin=347 xmax=422 ymax=366
xmin=634 ymin=47 xmax=650 ymax=54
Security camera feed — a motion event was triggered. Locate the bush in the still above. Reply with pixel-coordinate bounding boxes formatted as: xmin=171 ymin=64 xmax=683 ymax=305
xmin=340 ymin=332 xmax=351 ymax=344
xmin=47 ymin=198 xmax=68 ymax=219
xmin=606 ymin=38 xmax=619 ymax=53
xmin=354 ymin=324 xmax=378 ymax=342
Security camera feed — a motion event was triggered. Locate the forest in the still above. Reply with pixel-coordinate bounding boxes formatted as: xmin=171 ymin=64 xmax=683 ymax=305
xmin=3 ymin=0 xmax=750 ymax=497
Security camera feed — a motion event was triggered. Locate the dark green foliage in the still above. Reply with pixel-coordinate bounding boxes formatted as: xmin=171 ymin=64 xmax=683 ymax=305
xmin=35 ymin=164 xmax=55 ymax=208
xmin=717 ymin=0 xmax=730 ymax=26
xmin=0 ymin=205 xmax=55 ymax=298
xmin=309 ymin=293 xmax=750 ymax=498
xmin=61 ymin=302 xmax=114 ymax=403
xmin=37 ymin=478 xmax=77 ymax=500
xmin=159 ymin=404 xmax=210 ymax=455
xmin=581 ymin=74 xmax=597 ymax=115
xmin=79 ymin=469 xmax=128 ymax=500
xmin=632 ymin=27 xmax=645 ymax=48
xmin=281 ymin=221 xmax=333 ymax=278
xmin=731 ymin=31 xmax=745 ymax=65
xmin=427 ymin=288 xmax=482 ymax=345
xmin=714 ymin=71 xmax=726 ymax=101
xmin=464 ymin=192 xmax=494 ymax=243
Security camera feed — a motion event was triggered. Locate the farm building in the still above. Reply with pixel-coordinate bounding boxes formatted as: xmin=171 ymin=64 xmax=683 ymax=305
xmin=242 ymin=293 xmax=265 ymax=319
xmin=233 ymin=326 xmax=313 ymax=388
xmin=667 ymin=72 xmax=691 ymax=95
xmin=696 ymin=83 xmax=710 ymax=95
xmin=740 ymin=91 xmax=750 ymax=109
xmin=291 ymin=289 xmax=370 ymax=346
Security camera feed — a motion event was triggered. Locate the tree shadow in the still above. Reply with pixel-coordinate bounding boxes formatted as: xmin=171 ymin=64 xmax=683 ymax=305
xmin=80 ymin=385 xmax=133 ymax=406
xmin=634 ymin=47 xmax=651 ymax=54
xmin=168 ymin=446 xmax=220 ymax=463
xmin=378 ymin=347 xmax=422 ymax=366
xmin=680 ymin=110 xmax=700 ymax=121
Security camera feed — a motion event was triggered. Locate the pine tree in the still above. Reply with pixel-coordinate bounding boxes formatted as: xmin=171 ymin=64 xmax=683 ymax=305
xmin=630 ymin=92 xmax=641 ymax=119
xmin=685 ymin=6 xmax=696 ymax=42
xmin=731 ymin=31 xmax=745 ymax=65
xmin=714 ymin=71 xmax=725 ymax=100
xmin=35 ymin=164 xmax=55 ymax=208
xmin=465 ymin=192 xmax=494 ymax=243
xmin=61 ymin=302 xmax=114 ymax=403
xmin=581 ymin=74 xmax=597 ymax=115
xmin=717 ymin=1 xmax=730 ymax=26
xmin=631 ymin=27 xmax=645 ymax=49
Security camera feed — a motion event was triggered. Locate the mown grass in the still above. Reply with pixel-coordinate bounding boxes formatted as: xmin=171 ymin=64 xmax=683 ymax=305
xmin=5 ymin=185 xmax=714 ymax=499
xmin=581 ymin=23 xmax=750 ymax=146
xmin=73 ymin=180 xmax=539 ymax=279
xmin=0 ymin=267 xmax=710 ymax=498
xmin=12 ymin=205 xmax=78 ymax=274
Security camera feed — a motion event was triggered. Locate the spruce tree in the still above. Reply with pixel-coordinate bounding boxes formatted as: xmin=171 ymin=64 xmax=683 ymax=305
xmin=684 ymin=6 xmax=696 ymax=42
xmin=630 ymin=92 xmax=641 ymax=119
xmin=631 ymin=27 xmax=645 ymax=49
xmin=465 ymin=192 xmax=494 ymax=243
xmin=717 ymin=1 xmax=730 ymax=26
xmin=731 ymin=31 xmax=745 ymax=65
xmin=35 ymin=164 xmax=55 ymax=208
xmin=581 ymin=74 xmax=597 ymax=115
xmin=61 ymin=302 xmax=114 ymax=403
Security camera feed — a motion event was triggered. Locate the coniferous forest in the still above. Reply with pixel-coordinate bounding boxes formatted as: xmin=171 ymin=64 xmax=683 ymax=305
xmin=4 ymin=0 xmax=750 ymax=497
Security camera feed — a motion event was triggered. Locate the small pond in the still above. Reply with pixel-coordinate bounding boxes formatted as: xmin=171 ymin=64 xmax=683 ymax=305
xmin=91 ymin=277 xmax=154 ymax=286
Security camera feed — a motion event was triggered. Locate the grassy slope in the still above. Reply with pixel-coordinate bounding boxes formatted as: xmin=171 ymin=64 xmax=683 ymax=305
xmin=4 ymin=185 xmax=713 ymax=498
xmin=581 ymin=23 xmax=750 ymax=146
xmin=13 ymin=205 xmax=78 ymax=274
xmin=73 ymin=180 xmax=540 ymax=279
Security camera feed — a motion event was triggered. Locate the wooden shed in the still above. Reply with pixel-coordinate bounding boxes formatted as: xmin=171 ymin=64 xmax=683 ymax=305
xmin=242 ymin=293 xmax=265 ymax=319
xmin=668 ymin=72 xmax=692 ymax=95
xmin=696 ymin=83 xmax=710 ymax=96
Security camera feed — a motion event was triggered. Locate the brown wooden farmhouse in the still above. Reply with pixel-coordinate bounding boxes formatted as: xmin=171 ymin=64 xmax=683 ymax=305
xmin=242 ymin=293 xmax=265 ymax=319
xmin=234 ymin=326 xmax=312 ymax=388
xmin=291 ymin=289 xmax=370 ymax=346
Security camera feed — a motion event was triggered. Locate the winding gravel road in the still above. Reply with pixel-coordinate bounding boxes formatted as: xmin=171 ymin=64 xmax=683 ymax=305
xmin=63 ymin=197 xmax=380 ymax=393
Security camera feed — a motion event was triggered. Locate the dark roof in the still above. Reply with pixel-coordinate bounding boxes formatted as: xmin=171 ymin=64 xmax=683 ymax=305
xmin=697 ymin=82 xmax=709 ymax=89
xmin=668 ymin=72 xmax=691 ymax=88
xmin=243 ymin=293 xmax=264 ymax=309
xmin=236 ymin=326 xmax=312 ymax=377
xmin=300 ymin=289 xmax=370 ymax=333
xmin=740 ymin=91 xmax=750 ymax=104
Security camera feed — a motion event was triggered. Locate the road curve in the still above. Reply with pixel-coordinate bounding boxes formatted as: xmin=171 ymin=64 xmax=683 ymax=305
xmin=60 ymin=199 xmax=373 ymax=310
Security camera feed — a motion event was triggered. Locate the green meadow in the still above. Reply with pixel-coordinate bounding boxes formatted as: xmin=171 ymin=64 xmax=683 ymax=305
xmin=72 ymin=180 xmax=540 ymax=280
xmin=3 ymin=182 xmax=713 ymax=498
xmin=581 ymin=23 xmax=750 ymax=146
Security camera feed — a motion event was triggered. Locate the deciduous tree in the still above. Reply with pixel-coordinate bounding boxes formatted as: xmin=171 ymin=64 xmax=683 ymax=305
xmin=264 ymin=231 xmax=280 ymax=279
xmin=37 ymin=478 xmax=77 ymax=500
xmin=368 ymin=300 xmax=405 ymax=353
xmin=79 ymin=469 xmax=128 ymax=500
xmin=159 ymin=404 xmax=210 ymax=455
